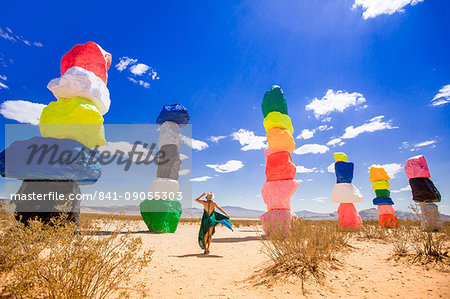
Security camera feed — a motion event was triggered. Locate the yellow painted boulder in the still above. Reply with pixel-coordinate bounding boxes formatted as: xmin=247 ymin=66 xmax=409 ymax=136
xmin=266 ymin=127 xmax=295 ymax=153
xmin=333 ymin=152 xmax=348 ymax=162
xmin=369 ymin=167 xmax=390 ymax=182
xmin=263 ymin=111 xmax=294 ymax=134
xmin=372 ymin=180 xmax=390 ymax=190
xmin=39 ymin=97 xmax=106 ymax=148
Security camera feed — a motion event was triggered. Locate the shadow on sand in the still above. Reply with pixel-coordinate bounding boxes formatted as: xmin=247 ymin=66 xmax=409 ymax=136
xmin=172 ymin=253 xmax=223 ymax=258
xmin=212 ymin=236 xmax=261 ymax=243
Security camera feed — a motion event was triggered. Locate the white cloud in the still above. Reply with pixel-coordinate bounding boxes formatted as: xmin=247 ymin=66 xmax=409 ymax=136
xmin=414 ymin=140 xmax=436 ymax=148
xmin=400 ymin=140 xmax=437 ymax=152
xmin=293 ymin=144 xmax=330 ymax=155
xmin=312 ymin=196 xmax=327 ymax=203
xmin=296 ymin=125 xmax=333 ymax=140
xmin=0 ymin=27 xmax=43 ymax=47
xmin=352 ymin=0 xmax=424 ymax=20
xmin=341 ymin=116 xmax=397 ymax=139
xmin=190 ymin=176 xmax=212 ymax=182
xmin=116 ymin=56 xmax=159 ymax=88
xmin=206 ymin=160 xmax=244 ymax=173
xmin=369 ymin=163 xmax=403 ymax=178
xmin=431 ymin=84 xmax=450 ymax=106
xmin=179 ymin=169 xmax=191 ymax=176
xmin=317 ymin=125 xmax=333 ymax=131
xmin=296 ymin=165 xmax=317 ymax=173
xmin=297 ymin=129 xmax=315 ymax=140
xmin=0 ymin=100 xmax=45 ymax=125
xmin=231 ymin=129 xmax=267 ymax=151
xmin=305 ymin=89 xmax=366 ymax=120
xmin=327 ymin=138 xmax=342 ymax=146
xmin=391 ymin=185 xmax=411 ymax=193
xmin=180 ymin=153 xmax=189 ymax=161
xmin=182 ymin=136 xmax=209 ymax=151
xmin=209 ymin=135 xmax=227 ymax=143
xmin=327 ymin=163 xmax=335 ymax=173
xmin=127 ymin=77 xmax=150 ymax=88
xmin=130 ymin=63 xmax=150 ymax=76
xmin=115 ymin=57 xmax=137 ymax=71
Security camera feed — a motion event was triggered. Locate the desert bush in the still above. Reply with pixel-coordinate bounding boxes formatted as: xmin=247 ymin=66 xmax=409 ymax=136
xmin=0 ymin=209 xmax=152 ymax=298
xmin=253 ymin=218 xmax=349 ymax=292
xmin=358 ymin=221 xmax=389 ymax=241
xmin=389 ymin=225 xmax=413 ymax=258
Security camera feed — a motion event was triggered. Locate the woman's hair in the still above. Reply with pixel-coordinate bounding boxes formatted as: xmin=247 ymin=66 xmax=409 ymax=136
xmin=205 ymin=192 xmax=214 ymax=200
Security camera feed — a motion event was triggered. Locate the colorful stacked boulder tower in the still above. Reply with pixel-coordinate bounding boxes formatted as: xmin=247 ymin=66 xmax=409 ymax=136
xmin=0 ymin=42 xmax=109 ymax=224
xmin=404 ymin=155 xmax=442 ymax=231
xmin=140 ymin=104 xmax=190 ymax=233
xmin=260 ymin=86 xmax=298 ymax=234
xmin=370 ymin=166 xmax=398 ymax=228
xmin=330 ymin=153 xmax=363 ymax=229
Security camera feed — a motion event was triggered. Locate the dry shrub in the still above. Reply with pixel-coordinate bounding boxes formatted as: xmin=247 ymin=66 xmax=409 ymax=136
xmin=0 ymin=208 xmax=152 ymax=298
xmin=253 ymin=218 xmax=349 ymax=292
xmin=390 ymin=225 xmax=412 ymax=258
xmin=358 ymin=221 xmax=389 ymax=241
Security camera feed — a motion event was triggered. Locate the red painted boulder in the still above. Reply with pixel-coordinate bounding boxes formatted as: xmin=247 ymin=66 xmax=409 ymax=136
xmin=61 ymin=42 xmax=112 ymax=84
xmin=265 ymin=151 xmax=296 ymax=181
xmin=337 ymin=203 xmax=362 ymax=229
xmin=262 ymin=180 xmax=299 ymax=210
xmin=378 ymin=214 xmax=399 ymax=228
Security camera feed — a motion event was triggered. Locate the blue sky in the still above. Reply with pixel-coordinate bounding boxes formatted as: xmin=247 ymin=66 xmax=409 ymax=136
xmin=1 ymin=0 xmax=449 ymax=214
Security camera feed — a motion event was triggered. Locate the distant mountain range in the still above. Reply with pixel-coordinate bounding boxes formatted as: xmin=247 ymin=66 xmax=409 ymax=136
xmin=79 ymin=204 xmax=450 ymax=222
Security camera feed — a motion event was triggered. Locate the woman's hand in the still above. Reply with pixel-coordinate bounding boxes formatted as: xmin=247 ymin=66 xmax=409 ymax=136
xmin=201 ymin=192 xmax=206 ymax=197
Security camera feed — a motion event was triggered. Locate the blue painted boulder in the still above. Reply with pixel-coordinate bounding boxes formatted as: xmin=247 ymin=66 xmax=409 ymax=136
xmin=155 ymin=104 xmax=190 ymax=126
xmin=0 ymin=136 xmax=101 ymax=184
xmin=335 ymin=161 xmax=354 ymax=183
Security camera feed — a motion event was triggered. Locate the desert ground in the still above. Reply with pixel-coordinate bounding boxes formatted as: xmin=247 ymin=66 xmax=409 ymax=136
xmin=129 ymin=222 xmax=450 ymax=298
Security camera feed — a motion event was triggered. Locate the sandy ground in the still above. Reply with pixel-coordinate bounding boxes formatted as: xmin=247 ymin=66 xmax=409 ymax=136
xmin=128 ymin=223 xmax=450 ymax=298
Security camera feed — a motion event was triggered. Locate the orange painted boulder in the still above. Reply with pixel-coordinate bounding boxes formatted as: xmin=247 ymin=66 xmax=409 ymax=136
xmin=265 ymin=151 xmax=296 ymax=181
xmin=369 ymin=167 xmax=390 ymax=182
xmin=266 ymin=127 xmax=295 ymax=153
xmin=61 ymin=42 xmax=112 ymax=84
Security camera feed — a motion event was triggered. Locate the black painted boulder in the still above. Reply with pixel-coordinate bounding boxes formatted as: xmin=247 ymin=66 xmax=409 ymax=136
xmin=13 ymin=180 xmax=81 ymax=225
xmin=157 ymin=144 xmax=182 ymax=180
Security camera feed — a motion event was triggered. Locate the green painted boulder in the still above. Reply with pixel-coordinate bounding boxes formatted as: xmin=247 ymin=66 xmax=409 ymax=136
xmin=375 ymin=189 xmax=390 ymax=198
xmin=139 ymin=199 xmax=182 ymax=233
xmin=261 ymin=85 xmax=288 ymax=118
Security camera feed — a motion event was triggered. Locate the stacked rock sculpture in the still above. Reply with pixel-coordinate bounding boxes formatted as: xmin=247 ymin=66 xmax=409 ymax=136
xmin=331 ymin=152 xmax=363 ymax=229
xmin=405 ymin=155 xmax=442 ymax=231
xmin=140 ymin=104 xmax=190 ymax=233
xmin=0 ymin=42 xmax=109 ymax=224
xmin=260 ymin=86 xmax=298 ymax=235
xmin=370 ymin=166 xmax=398 ymax=228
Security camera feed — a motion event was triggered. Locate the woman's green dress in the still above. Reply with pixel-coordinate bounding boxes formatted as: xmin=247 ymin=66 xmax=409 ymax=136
xmin=198 ymin=206 xmax=233 ymax=249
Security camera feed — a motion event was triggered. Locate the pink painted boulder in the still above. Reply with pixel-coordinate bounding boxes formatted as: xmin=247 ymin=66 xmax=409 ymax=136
xmin=262 ymin=180 xmax=299 ymax=210
xmin=337 ymin=203 xmax=362 ymax=229
xmin=404 ymin=155 xmax=431 ymax=179
xmin=260 ymin=209 xmax=297 ymax=235
xmin=377 ymin=205 xmax=396 ymax=215
xmin=61 ymin=42 xmax=112 ymax=84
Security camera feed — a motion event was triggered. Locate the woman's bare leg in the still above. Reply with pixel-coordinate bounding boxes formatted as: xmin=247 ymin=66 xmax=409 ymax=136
xmin=203 ymin=233 xmax=209 ymax=254
xmin=206 ymin=226 xmax=214 ymax=253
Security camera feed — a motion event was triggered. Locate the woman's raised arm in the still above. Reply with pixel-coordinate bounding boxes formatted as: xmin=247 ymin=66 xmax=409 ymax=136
xmin=195 ymin=192 xmax=206 ymax=203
